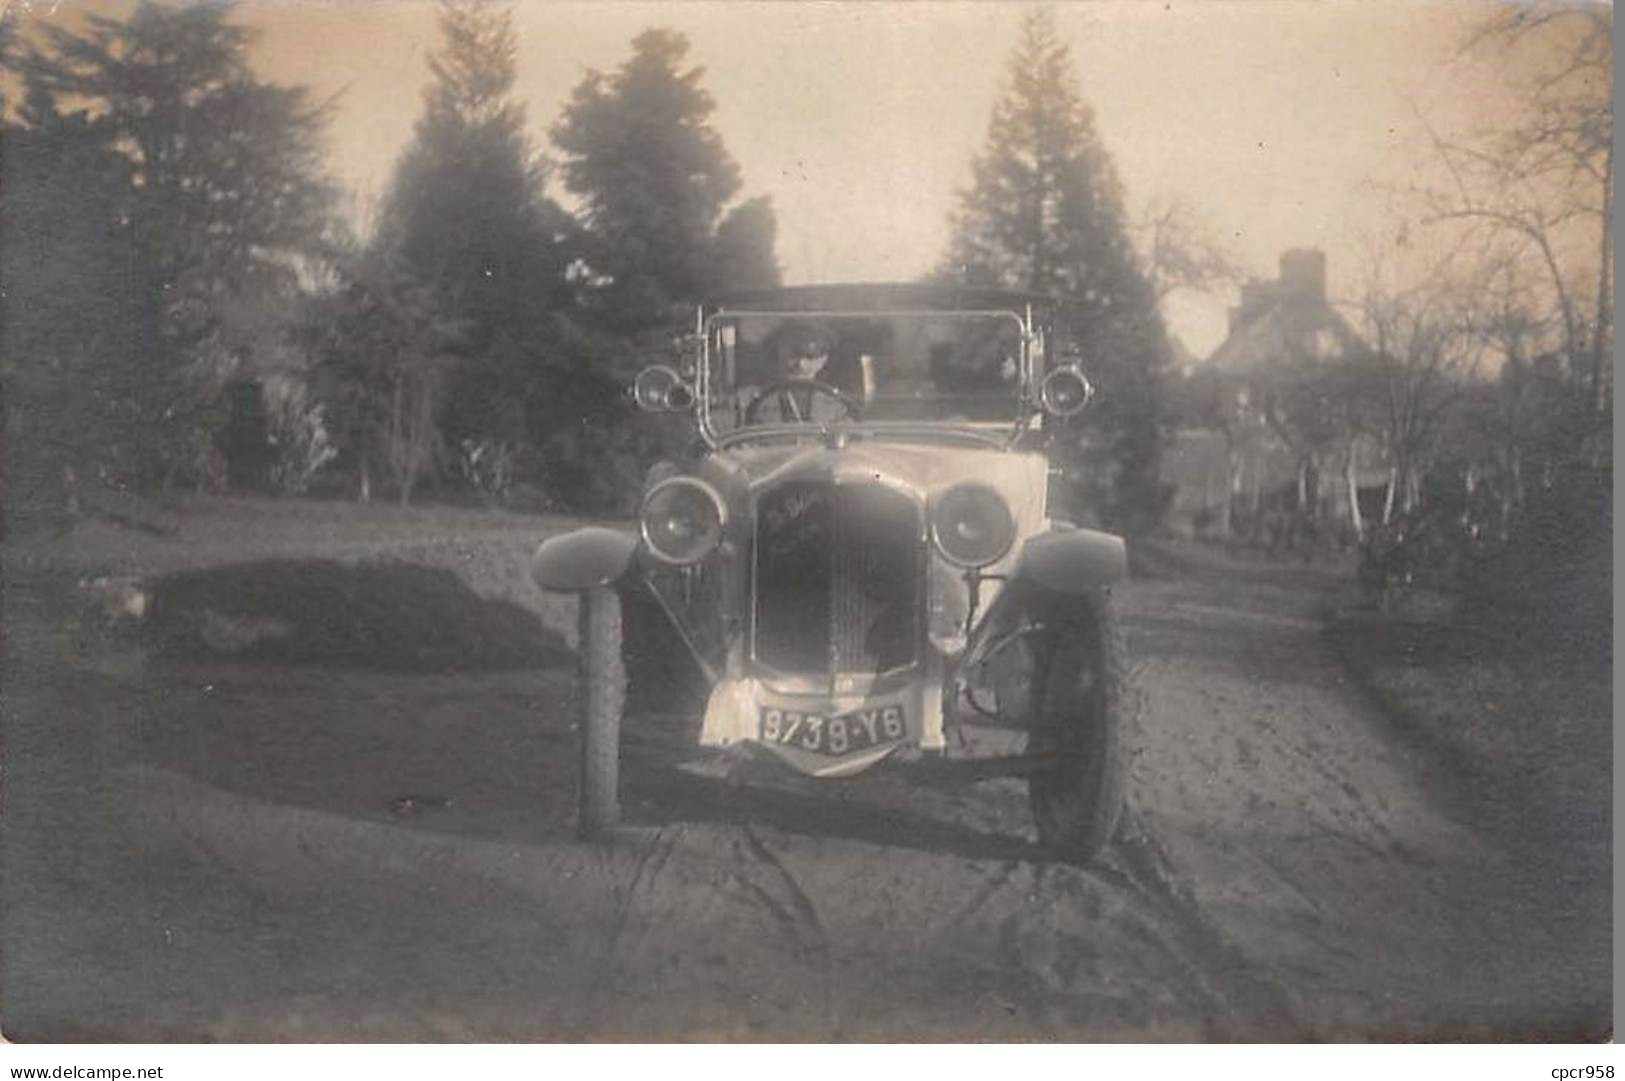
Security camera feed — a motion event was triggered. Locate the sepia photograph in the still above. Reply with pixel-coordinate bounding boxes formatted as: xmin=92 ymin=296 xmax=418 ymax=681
xmin=0 ymin=0 xmax=1612 ymax=1047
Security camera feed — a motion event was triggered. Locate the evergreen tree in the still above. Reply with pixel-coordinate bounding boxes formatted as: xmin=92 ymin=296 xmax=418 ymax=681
xmin=301 ymin=250 xmax=457 ymax=505
xmin=1 ymin=111 xmax=167 ymax=518
xmin=17 ymin=3 xmax=335 ymax=335
xmin=713 ymin=195 xmax=782 ymax=295
xmin=9 ymin=1 xmax=337 ymax=489
xmin=541 ymin=27 xmax=779 ymax=512
xmin=375 ymin=0 xmax=575 ymax=452
xmin=552 ymin=28 xmax=778 ymax=333
xmin=942 ymin=11 xmax=1171 ymax=536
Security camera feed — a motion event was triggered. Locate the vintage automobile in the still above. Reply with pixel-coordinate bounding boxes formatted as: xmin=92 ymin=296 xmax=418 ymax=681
xmin=533 ymin=283 xmax=1128 ymax=860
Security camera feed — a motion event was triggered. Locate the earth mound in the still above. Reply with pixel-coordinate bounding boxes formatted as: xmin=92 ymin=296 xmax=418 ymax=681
xmin=150 ymin=559 xmax=570 ymax=672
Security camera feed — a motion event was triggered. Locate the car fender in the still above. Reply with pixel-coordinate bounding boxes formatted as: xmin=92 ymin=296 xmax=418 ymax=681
xmin=957 ymin=528 xmax=1124 ymax=674
xmin=1015 ymin=527 xmax=1126 ymax=595
xmin=532 ymin=527 xmax=639 ymax=593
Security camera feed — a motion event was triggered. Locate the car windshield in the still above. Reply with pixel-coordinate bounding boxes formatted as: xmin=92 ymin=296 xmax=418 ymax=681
xmin=703 ymin=311 xmax=1028 ymax=434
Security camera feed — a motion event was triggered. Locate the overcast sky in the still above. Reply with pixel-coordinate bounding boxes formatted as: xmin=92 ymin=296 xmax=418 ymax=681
xmin=32 ymin=0 xmax=1534 ymax=355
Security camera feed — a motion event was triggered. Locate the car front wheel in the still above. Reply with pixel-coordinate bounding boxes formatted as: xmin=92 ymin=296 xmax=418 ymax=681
xmin=1026 ymin=590 xmax=1127 ymax=862
xmin=577 ymin=586 xmax=625 ymax=839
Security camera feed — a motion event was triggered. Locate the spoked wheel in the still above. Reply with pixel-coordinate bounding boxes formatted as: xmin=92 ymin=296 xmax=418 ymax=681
xmin=576 ymin=586 xmax=626 ymax=840
xmin=1026 ymin=589 xmax=1127 ymax=862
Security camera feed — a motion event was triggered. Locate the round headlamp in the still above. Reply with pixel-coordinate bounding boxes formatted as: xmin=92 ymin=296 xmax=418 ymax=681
xmin=632 ymin=365 xmax=694 ymax=413
xmin=932 ymin=483 xmax=1016 ymax=568
xmin=1040 ymin=365 xmax=1094 ymax=416
xmin=640 ymin=476 xmax=726 ymax=565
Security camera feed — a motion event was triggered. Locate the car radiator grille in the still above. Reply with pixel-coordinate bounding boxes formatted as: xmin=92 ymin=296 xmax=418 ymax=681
xmin=754 ymin=481 xmax=920 ymax=679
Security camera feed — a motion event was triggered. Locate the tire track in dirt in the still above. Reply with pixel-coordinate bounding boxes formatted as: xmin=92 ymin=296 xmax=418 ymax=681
xmin=735 ymin=824 xmax=839 ymax=1038
xmin=947 ymin=859 xmax=1020 ymax=925
xmin=993 ymin=913 xmax=1060 ymax=1038
xmin=559 ymin=825 xmax=693 ymax=1037
xmin=600 ymin=825 xmax=685 ymax=965
xmin=1105 ymin=815 xmax=1301 ymax=1039
xmin=613 ymin=665 xmax=1300 ymax=1039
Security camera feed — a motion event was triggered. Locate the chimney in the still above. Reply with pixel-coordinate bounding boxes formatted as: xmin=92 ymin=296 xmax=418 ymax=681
xmin=1279 ymin=248 xmax=1326 ymax=302
xmin=1229 ymin=279 xmax=1273 ymax=333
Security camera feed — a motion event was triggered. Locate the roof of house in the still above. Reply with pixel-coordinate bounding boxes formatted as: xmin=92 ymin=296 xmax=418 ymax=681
xmin=1207 ymin=295 xmax=1367 ymax=372
xmin=1205 ymin=251 xmax=1368 ymax=372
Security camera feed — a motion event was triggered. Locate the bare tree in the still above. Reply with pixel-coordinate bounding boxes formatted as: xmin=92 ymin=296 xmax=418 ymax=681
xmin=1456 ymin=255 xmax=1598 ymax=529
xmin=1348 ymin=265 xmax=1480 ymax=524
xmin=1420 ymin=4 xmax=1611 ymax=414
xmin=1135 ymin=194 xmax=1245 ymax=306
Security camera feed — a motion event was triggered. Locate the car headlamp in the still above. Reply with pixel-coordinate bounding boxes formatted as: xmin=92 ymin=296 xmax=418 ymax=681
xmin=640 ymin=476 xmax=726 ymax=565
xmin=632 ymin=365 xmax=694 ymax=412
xmin=1040 ymin=365 xmax=1094 ymax=416
xmin=931 ymin=483 xmax=1016 ymax=568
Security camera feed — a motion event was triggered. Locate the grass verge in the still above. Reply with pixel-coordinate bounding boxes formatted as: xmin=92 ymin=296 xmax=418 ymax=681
xmin=1323 ymin=605 xmax=1610 ymax=850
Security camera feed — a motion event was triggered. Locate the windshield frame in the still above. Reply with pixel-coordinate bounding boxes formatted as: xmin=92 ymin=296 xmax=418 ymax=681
xmin=696 ymin=306 xmax=1042 ymax=449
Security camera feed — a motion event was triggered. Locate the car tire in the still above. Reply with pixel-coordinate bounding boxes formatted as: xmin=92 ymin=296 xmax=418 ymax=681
xmin=1027 ymin=589 xmax=1127 ymax=862
xmin=577 ymin=585 xmax=625 ymax=840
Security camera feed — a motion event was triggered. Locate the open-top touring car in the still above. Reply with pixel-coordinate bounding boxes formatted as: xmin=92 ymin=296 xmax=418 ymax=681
xmin=533 ymin=283 xmax=1129 ymax=860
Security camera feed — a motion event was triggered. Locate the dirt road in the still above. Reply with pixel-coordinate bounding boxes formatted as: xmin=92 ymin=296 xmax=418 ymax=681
xmin=2 ymin=554 xmax=1608 ymax=1040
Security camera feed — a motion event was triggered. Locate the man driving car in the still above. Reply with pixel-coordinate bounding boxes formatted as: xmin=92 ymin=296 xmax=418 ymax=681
xmin=744 ymin=322 xmax=858 ymax=424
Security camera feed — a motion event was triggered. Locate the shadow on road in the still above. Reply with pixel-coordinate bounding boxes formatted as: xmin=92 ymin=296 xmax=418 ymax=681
xmin=623 ymin=757 xmax=1051 ymax=865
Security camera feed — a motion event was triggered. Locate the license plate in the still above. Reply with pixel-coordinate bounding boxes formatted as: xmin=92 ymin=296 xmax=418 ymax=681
xmin=757 ymin=703 xmax=905 ymax=757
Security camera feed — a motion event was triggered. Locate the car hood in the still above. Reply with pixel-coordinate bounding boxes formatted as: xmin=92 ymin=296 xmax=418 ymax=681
xmin=709 ymin=440 xmax=1050 ymax=538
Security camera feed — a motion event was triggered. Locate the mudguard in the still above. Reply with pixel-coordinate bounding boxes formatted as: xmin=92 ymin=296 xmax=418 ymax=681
xmin=1016 ymin=527 xmax=1127 ymax=594
xmin=957 ymin=527 xmax=1124 ymax=674
xmin=532 ymin=527 xmax=639 ymax=593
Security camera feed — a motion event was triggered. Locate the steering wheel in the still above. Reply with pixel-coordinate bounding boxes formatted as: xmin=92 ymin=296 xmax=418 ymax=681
xmin=743 ymin=379 xmax=863 ymax=424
